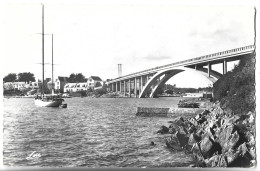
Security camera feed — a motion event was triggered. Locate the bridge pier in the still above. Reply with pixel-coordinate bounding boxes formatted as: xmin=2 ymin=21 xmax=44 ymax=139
xmin=140 ymin=76 xmax=143 ymax=92
xmin=223 ymin=59 xmax=227 ymax=74
xmin=208 ymin=62 xmax=211 ymax=77
xmin=120 ymin=81 xmax=123 ymax=93
xmin=129 ymin=79 xmax=131 ymax=97
xmin=124 ymin=80 xmax=126 ymax=96
xmin=134 ymin=77 xmax=137 ymax=98
xmin=112 ymin=83 xmax=114 ymax=92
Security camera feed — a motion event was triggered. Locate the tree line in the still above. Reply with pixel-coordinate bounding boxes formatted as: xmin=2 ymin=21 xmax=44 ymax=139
xmin=3 ymin=72 xmax=36 ymax=83
xmin=3 ymin=72 xmax=90 ymax=83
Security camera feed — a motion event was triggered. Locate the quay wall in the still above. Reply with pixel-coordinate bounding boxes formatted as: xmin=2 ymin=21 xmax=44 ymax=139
xmin=136 ymin=107 xmax=205 ymax=117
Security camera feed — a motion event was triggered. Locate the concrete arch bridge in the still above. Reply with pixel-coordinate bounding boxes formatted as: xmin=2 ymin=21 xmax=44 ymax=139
xmin=107 ymin=45 xmax=255 ymax=98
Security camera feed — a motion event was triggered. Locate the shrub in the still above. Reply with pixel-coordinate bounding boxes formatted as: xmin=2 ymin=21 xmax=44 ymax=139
xmin=213 ymin=53 xmax=255 ymax=114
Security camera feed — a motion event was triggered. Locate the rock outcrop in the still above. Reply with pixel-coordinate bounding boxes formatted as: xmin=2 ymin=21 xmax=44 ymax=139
xmin=156 ymin=101 xmax=256 ymax=168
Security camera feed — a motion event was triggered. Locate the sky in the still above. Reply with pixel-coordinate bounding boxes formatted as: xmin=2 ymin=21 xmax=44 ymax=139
xmin=1 ymin=0 xmax=256 ymax=88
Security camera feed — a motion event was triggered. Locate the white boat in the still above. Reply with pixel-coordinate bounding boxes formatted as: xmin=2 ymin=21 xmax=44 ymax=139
xmin=34 ymin=4 xmax=66 ymax=107
xmin=35 ymin=97 xmax=64 ymax=107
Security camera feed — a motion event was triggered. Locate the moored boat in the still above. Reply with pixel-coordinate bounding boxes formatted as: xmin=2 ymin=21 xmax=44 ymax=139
xmin=34 ymin=4 xmax=66 ymax=107
xmin=35 ymin=97 xmax=63 ymax=107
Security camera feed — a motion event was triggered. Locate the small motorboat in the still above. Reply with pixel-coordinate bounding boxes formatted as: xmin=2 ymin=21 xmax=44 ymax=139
xmin=177 ymin=100 xmax=200 ymax=108
xmin=59 ymin=104 xmax=67 ymax=108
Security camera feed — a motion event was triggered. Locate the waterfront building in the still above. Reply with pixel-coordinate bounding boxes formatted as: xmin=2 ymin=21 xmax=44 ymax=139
xmin=64 ymin=83 xmax=78 ymax=92
xmin=88 ymin=76 xmax=103 ymax=90
xmin=3 ymin=81 xmax=40 ymax=91
xmin=28 ymin=81 xmax=40 ymax=89
xmin=13 ymin=82 xmax=26 ymax=91
xmin=75 ymin=82 xmax=89 ymax=91
xmin=183 ymin=93 xmax=203 ymax=98
xmin=54 ymin=76 xmax=69 ymax=93
xmin=3 ymin=82 xmax=15 ymax=90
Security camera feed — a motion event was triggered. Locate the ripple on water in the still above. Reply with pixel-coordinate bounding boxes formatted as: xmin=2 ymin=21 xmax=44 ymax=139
xmin=3 ymin=97 xmax=195 ymax=167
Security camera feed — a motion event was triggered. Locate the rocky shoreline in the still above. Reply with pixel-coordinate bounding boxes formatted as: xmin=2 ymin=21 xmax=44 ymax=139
xmin=156 ymin=101 xmax=256 ymax=167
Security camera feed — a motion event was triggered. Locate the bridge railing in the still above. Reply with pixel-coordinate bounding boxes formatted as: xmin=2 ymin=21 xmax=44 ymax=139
xmin=110 ymin=45 xmax=254 ymax=82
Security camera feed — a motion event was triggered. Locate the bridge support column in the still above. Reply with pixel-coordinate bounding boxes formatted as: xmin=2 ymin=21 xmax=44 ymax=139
xmin=124 ymin=80 xmax=126 ymax=96
xmin=208 ymin=62 xmax=211 ymax=77
xmin=195 ymin=65 xmax=197 ymax=70
xmin=134 ymin=77 xmax=137 ymax=98
xmin=129 ymin=79 xmax=131 ymax=97
xmin=112 ymin=83 xmax=114 ymax=92
xmin=116 ymin=82 xmax=118 ymax=92
xmin=140 ymin=76 xmax=143 ymax=92
xmin=223 ymin=59 xmax=227 ymax=74
xmin=119 ymin=82 xmax=121 ymax=92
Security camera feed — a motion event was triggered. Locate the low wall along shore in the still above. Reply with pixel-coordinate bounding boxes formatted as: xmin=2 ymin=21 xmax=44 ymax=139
xmin=136 ymin=107 xmax=205 ymax=117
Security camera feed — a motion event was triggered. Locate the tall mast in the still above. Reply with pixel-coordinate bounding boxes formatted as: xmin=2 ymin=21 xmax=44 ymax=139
xmin=52 ymin=34 xmax=54 ymax=92
xmin=42 ymin=4 xmax=44 ymax=96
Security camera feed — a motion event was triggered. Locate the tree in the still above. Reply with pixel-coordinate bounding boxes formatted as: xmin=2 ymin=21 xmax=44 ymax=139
xmin=165 ymin=89 xmax=173 ymax=95
xmin=3 ymin=73 xmax=17 ymax=82
xmin=18 ymin=72 xmax=35 ymax=83
xmin=75 ymin=73 xmax=85 ymax=82
xmin=68 ymin=73 xmax=76 ymax=83
xmin=68 ymin=73 xmax=86 ymax=83
xmin=156 ymin=87 xmax=164 ymax=95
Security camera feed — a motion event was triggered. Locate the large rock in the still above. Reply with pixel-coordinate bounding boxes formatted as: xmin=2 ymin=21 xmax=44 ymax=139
xmin=188 ymin=133 xmax=201 ymax=145
xmin=168 ymin=127 xmax=177 ymax=134
xmin=203 ymin=127 xmax=216 ymax=140
xmin=165 ymin=133 xmax=182 ymax=150
xmin=215 ymin=124 xmax=236 ymax=149
xmin=169 ymin=123 xmax=188 ymax=135
xmin=249 ymin=146 xmax=256 ymax=160
xmin=247 ymin=111 xmax=255 ymax=124
xmin=200 ymin=135 xmax=220 ymax=159
xmin=195 ymin=113 xmax=202 ymax=120
xmin=178 ymin=125 xmax=189 ymax=135
xmin=189 ymin=117 xmax=199 ymax=127
xmin=205 ymin=154 xmax=227 ymax=167
xmin=188 ymin=125 xmax=197 ymax=134
xmin=174 ymin=117 xmax=185 ymax=126
xmin=222 ymin=130 xmax=240 ymax=153
xmin=176 ymin=131 xmax=189 ymax=148
xmin=157 ymin=125 xmax=169 ymax=134
xmin=191 ymin=143 xmax=204 ymax=162
xmin=225 ymin=142 xmax=252 ymax=167
xmin=201 ymin=109 xmax=210 ymax=116
xmin=197 ymin=116 xmax=207 ymax=124
xmin=211 ymin=106 xmax=224 ymax=117
xmin=196 ymin=128 xmax=205 ymax=137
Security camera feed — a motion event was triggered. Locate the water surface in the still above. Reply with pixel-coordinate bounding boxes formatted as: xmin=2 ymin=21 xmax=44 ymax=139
xmin=3 ymin=97 xmax=194 ymax=167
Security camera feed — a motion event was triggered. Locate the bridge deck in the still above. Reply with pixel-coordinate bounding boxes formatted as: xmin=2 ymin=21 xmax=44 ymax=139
xmin=109 ymin=45 xmax=254 ymax=83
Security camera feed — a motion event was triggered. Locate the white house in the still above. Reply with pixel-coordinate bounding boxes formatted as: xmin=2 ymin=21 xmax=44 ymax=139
xmin=87 ymin=76 xmax=103 ymax=89
xmin=75 ymin=82 xmax=88 ymax=91
xmin=13 ymin=82 xmax=27 ymax=90
xmin=54 ymin=76 xmax=69 ymax=93
xmin=64 ymin=83 xmax=78 ymax=92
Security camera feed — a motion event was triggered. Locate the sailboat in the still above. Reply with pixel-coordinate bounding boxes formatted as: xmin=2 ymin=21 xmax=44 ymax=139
xmin=35 ymin=4 xmax=65 ymax=107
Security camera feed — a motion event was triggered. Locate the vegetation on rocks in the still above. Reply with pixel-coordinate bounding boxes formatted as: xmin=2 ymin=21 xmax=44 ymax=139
xmin=213 ymin=53 xmax=255 ymax=115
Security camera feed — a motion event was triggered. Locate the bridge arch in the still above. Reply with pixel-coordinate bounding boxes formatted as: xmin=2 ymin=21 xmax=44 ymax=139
xmin=139 ymin=67 xmax=218 ymax=98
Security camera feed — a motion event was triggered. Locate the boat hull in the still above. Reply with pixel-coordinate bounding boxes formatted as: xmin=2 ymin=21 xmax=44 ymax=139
xmin=34 ymin=99 xmax=63 ymax=107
